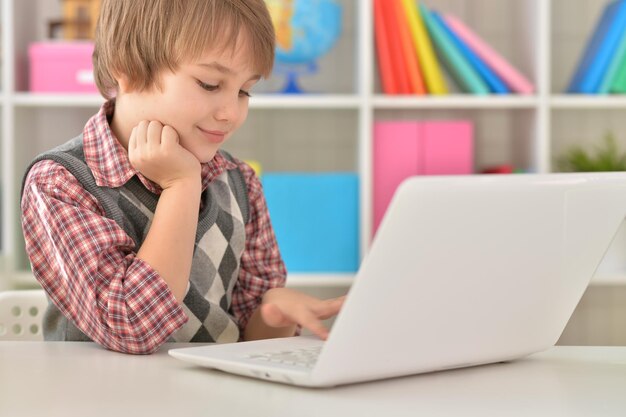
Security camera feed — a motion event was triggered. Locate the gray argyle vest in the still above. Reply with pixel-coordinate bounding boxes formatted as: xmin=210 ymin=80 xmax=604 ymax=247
xmin=22 ymin=135 xmax=248 ymax=343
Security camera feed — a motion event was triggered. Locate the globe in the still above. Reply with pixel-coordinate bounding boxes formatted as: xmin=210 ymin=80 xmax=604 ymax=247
xmin=265 ymin=0 xmax=343 ymax=93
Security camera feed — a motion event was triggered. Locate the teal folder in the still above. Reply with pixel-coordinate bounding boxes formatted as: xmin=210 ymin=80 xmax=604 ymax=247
xmin=420 ymin=4 xmax=490 ymax=95
xmin=568 ymin=0 xmax=626 ymax=93
xmin=433 ymin=11 xmax=510 ymax=94
xmin=599 ymin=16 xmax=626 ymax=93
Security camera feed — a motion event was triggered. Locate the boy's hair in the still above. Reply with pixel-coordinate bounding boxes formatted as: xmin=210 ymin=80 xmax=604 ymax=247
xmin=93 ymin=0 xmax=275 ymax=99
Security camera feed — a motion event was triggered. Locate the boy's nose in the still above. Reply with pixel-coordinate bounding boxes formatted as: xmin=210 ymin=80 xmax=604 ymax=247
xmin=214 ymin=95 xmax=240 ymax=123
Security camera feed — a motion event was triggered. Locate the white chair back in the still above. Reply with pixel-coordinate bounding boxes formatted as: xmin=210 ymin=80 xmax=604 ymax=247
xmin=0 ymin=290 xmax=48 ymax=341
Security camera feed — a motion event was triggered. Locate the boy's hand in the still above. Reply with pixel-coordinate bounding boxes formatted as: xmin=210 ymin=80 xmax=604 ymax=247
xmin=128 ymin=120 xmax=201 ymax=189
xmin=260 ymin=288 xmax=346 ymax=340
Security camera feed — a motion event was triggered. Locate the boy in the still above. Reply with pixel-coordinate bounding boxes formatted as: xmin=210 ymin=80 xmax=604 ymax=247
xmin=21 ymin=0 xmax=344 ymax=354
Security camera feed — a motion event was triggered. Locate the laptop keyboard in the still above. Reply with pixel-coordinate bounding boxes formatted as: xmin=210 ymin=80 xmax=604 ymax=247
xmin=245 ymin=346 xmax=322 ymax=369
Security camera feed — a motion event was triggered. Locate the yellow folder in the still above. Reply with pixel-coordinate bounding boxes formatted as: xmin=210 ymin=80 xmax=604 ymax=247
xmin=400 ymin=0 xmax=448 ymax=94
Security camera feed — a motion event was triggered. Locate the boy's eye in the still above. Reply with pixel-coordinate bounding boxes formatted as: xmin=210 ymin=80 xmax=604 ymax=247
xmin=197 ymin=79 xmax=252 ymax=98
xmin=197 ymin=80 xmax=218 ymax=91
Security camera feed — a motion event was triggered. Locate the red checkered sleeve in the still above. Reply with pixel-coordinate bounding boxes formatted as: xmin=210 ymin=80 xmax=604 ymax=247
xmin=21 ymin=160 xmax=187 ymax=354
xmin=230 ymin=161 xmax=287 ymax=334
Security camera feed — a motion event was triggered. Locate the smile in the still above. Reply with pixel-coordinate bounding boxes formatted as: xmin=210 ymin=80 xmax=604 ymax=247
xmin=198 ymin=127 xmax=226 ymax=144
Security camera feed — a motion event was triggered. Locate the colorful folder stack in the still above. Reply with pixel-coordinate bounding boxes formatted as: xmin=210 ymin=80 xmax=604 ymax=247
xmin=374 ymin=0 xmax=535 ymax=95
xmin=567 ymin=0 xmax=626 ymax=94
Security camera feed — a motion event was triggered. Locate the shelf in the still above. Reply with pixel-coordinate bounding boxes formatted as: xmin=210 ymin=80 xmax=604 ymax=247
xmin=251 ymin=94 xmax=361 ymax=109
xmin=7 ymin=269 xmax=625 ymax=290
xmin=284 ymin=273 xmax=626 ymax=288
xmin=10 ymin=93 xmax=363 ymax=110
xmin=8 ymin=270 xmax=354 ymax=289
xmin=372 ymin=95 xmax=539 ymax=109
xmin=550 ymin=95 xmax=626 ymax=109
xmin=285 ymin=273 xmax=354 ymax=288
xmin=12 ymin=93 xmax=569 ymax=110
xmin=13 ymin=93 xmax=105 ymax=107
xmin=7 ymin=271 xmax=39 ymax=288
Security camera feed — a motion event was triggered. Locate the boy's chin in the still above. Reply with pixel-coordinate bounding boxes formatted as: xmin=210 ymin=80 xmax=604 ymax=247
xmin=192 ymin=148 xmax=220 ymax=164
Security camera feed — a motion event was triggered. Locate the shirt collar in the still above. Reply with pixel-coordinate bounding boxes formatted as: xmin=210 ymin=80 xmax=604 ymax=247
xmin=82 ymin=100 xmax=237 ymax=193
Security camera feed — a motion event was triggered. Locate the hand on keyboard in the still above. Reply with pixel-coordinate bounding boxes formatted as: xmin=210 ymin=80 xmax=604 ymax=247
xmin=258 ymin=288 xmax=346 ymax=340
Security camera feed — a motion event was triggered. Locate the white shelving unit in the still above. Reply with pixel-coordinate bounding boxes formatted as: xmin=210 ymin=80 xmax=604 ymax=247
xmin=2 ymin=0 xmax=626 ymax=292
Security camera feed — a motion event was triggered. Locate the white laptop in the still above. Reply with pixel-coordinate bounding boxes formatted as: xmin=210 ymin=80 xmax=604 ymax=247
xmin=170 ymin=172 xmax=626 ymax=387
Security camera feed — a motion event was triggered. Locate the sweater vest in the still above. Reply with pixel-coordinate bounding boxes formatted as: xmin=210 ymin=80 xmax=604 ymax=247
xmin=22 ymin=135 xmax=249 ymax=343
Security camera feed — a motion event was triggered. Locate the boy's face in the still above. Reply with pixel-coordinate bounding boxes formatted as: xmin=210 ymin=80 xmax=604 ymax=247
xmin=121 ymin=42 xmax=261 ymax=163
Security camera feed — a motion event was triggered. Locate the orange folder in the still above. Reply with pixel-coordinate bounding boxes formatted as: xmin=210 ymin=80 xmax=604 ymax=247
xmin=401 ymin=0 xmax=448 ymax=94
xmin=381 ymin=0 xmax=411 ymax=94
xmin=391 ymin=0 xmax=426 ymax=94
xmin=373 ymin=0 xmax=397 ymax=94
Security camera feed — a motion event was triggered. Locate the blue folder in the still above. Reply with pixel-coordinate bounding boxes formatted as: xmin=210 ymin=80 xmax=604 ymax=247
xmin=568 ymin=0 xmax=626 ymax=94
xmin=432 ymin=11 xmax=510 ymax=94
xmin=420 ymin=4 xmax=490 ymax=94
xmin=262 ymin=173 xmax=360 ymax=273
xmin=598 ymin=13 xmax=626 ymax=93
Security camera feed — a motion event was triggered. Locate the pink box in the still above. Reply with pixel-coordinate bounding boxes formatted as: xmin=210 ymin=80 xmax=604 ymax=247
xmin=421 ymin=121 xmax=474 ymax=175
xmin=373 ymin=122 xmax=421 ymax=232
xmin=29 ymin=41 xmax=98 ymax=93
xmin=373 ymin=120 xmax=474 ymax=234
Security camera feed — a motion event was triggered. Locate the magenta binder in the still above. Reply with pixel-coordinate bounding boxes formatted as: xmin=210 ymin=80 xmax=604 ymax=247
xmin=373 ymin=120 xmax=474 ymax=234
xmin=373 ymin=122 xmax=421 ymax=232
xmin=422 ymin=121 xmax=474 ymax=175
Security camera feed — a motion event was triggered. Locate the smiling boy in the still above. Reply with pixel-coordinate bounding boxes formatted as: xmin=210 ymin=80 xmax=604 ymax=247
xmin=21 ymin=0 xmax=343 ymax=354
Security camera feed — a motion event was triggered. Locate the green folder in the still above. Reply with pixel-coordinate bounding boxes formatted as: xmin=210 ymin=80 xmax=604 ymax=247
xmin=420 ymin=3 xmax=489 ymax=95
xmin=610 ymin=50 xmax=626 ymax=93
xmin=600 ymin=22 xmax=626 ymax=93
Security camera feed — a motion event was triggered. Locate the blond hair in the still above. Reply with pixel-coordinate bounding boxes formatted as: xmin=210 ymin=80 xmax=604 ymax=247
xmin=93 ymin=0 xmax=275 ymax=99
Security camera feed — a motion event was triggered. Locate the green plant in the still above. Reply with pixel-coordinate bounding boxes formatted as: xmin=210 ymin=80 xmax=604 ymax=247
xmin=557 ymin=132 xmax=626 ymax=172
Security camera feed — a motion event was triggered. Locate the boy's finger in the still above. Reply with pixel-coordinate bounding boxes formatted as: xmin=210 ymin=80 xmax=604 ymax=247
xmin=260 ymin=303 xmax=288 ymax=327
xmin=146 ymin=120 xmax=163 ymax=149
xmin=297 ymin=311 xmax=329 ymax=340
xmin=161 ymin=125 xmax=180 ymax=148
xmin=312 ymin=296 xmax=346 ymax=319
xmin=135 ymin=121 xmax=149 ymax=147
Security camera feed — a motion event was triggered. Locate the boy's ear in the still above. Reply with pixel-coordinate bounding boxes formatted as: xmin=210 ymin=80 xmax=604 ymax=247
xmin=114 ymin=73 xmax=132 ymax=94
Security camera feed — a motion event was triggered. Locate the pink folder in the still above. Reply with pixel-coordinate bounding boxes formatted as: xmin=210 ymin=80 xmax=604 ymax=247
xmin=374 ymin=122 xmax=421 ymax=232
xmin=443 ymin=14 xmax=535 ymax=94
xmin=373 ymin=121 xmax=474 ymax=234
xmin=421 ymin=121 xmax=474 ymax=175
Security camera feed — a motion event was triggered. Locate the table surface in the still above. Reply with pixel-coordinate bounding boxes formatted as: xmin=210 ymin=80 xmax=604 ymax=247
xmin=1 ymin=342 xmax=625 ymax=417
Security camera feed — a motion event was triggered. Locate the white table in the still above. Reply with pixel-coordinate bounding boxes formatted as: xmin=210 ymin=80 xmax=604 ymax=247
xmin=1 ymin=342 xmax=625 ymax=417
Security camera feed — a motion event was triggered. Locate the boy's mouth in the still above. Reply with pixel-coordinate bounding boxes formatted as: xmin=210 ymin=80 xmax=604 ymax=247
xmin=198 ymin=127 xmax=226 ymax=144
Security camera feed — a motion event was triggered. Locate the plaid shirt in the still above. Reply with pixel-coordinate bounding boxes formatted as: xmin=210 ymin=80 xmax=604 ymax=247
xmin=21 ymin=101 xmax=287 ymax=354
